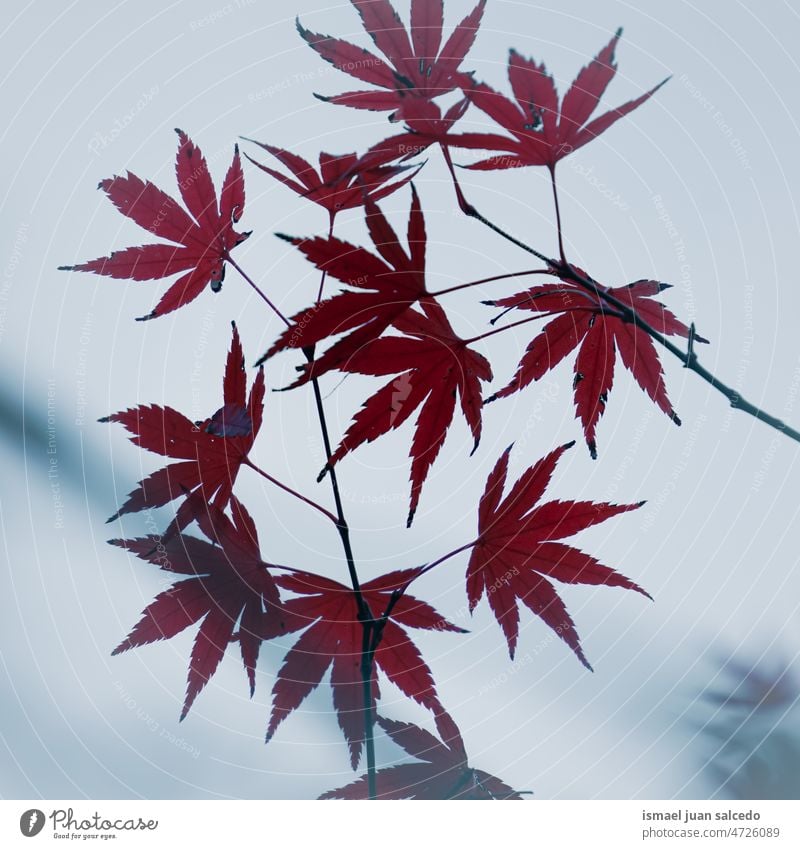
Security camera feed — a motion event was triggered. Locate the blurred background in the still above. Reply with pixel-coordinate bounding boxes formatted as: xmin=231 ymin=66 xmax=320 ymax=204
xmin=1 ymin=0 xmax=799 ymax=800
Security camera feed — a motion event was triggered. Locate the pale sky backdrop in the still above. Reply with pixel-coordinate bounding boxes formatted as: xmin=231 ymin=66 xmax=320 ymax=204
xmin=2 ymin=0 xmax=800 ymax=800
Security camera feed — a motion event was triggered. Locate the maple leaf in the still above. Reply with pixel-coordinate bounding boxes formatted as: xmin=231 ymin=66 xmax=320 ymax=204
xmin=487 ymin=274 xmax=707 ymax=457
xmin=358 ymin=95 xmax=507 ymax=169
xmin=453 ymin=29 xmax=668 ymax=170
xmin=466 ymin=442 xmax=649 ymax=665
xmin=111 ymin=498 xmax=298 ymax=719
xmin=320 ymin=300 xmax=492 ymax=526
xmin=60 ymin=130 xmax=248 ymax=319
xmin=267 ymin=567 xmax=465 ymax=769
xmin=299 ymin=0 xmax=486 ymax=122
xmin=256 ymin=186 xmax=430 ymax=381
xmin=102 ymin=323 xmax=264 ymax=531
xmin=242 ymin=140 xmax=420 ymax=216
xmin=320 ymin=711 xmax=523 ymax=798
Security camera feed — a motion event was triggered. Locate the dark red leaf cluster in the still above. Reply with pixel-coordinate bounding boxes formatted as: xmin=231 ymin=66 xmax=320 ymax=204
xmin=321 ymin=299 xmax=492 ymax=526
xmin=467 ymin=441 xmax=649 ymax=665
xmin=62 ymin=0 xmax=691 ymax=801
xmin=300 ymin=0 xmax=486 ymax=122
xmin=321 ymin=712 xmax=523 ymax=799
xmin=61 ymin=130 xmax=249 ymax=319
xmin=111 ymin=498 xmax=292 ymax=719
xmin=243 ymin=140 xmax=419 ymax=217
xmin=454 ymin=29 xmax=668 ymax=170
xmin=101 ymin=323 xmax=264 ymax=533
xmin=487 ymin=272 xmax=707 ymax=456
xmin=269 ymin=567 xmax=464 ymax=767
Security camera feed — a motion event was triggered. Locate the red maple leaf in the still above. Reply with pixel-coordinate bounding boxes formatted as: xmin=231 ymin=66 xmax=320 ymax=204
xmin=454 ymin=29 xmax=668 ymax=170
xmin=358 ymin=96 xmax=507 ymax=169
xmin=242 ymin=140 xmax=419 ymax=216
xmin=103 ymin=323 xmax=264 ymax=531
xmin=60 ymin=129 xmax=249 ymax=320
xmin=111 ymin=498 xmax=298 ymax=719
xmin=320 ymin=712 xmax=523 ymax=798
xmin=487 ymin=275 xmax=706 ymax=457
xmin=267 ymin=567 xmax=465 ymax=768
xmin=257 ymin=187 xmax=430 ymax=381
xmin=300 ymin=0 xmax=485 ymax=122
xmin=320 ymin=300 xmax=492 ymax=526
xmin=466 ymin=442 xmax=649 ymax=665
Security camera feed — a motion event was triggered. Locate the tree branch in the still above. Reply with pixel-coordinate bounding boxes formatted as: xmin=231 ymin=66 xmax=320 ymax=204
xmin=447 ymin=184 xmax=800 ymax=445
xmin=231 ymin=255 xmax=378 ymax=796
xmin=243 ymin=459 xmax=339 ymax=525
xmin=428 ymin=269 xmax=549 ymax=299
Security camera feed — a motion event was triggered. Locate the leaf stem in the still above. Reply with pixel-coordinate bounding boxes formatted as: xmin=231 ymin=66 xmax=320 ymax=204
xmin=230 ymin=240 xmax=378 ymax=798
xmin=316 ymin=213 xmax=335 ymax=302
xmin=466 ymin=311 xmax=569 ymax=345
xmin=304 ymin=348 xmax=377 ymax=800
xmin=549 ymin=165 xmax=567 ymax=264
xmin=378 ymin=541 xmax=477 ymax=626
xmin=429 ymin=269 xmax=549 ymax=299
xmin=304 ymin=229 xmax=377 ymax=799
xmin=440 ymin=143 xmax=471 ymax=214
xmin=243 ymin=459 xmax=339 ymax=525
xmin=420 ymin=541 xmax=477 ymax=578
xmin=226 ymin=255 xmax=290 ymax=327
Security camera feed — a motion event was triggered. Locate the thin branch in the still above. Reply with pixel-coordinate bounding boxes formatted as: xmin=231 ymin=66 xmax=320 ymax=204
xmin=549 ymin=165 xmax=567 ymax=264
xmin=464 ymin=203 xmax=552 ymax=264
xmin=378 ymin=541 xmax=477 ymax=626
xmin=418 ymin=541 xmax=477 ymax=579
xmin=225 ymin=255 xmax=290 ymax=326
xmin=487 ymin=288 xmax=611 ymax=326
xmin=304 ymin=243 xmax=377 ymax=799
xmin=360 ymin=620 xmax=377 ymax=800
xmin=447 ymin=185 xmax=800 ymax=445
xmin=232 ymin=255 xmax=378 ymax=797
xmin=305 ymin=350 xmax=378 ymax=796
xmin=465 ymin=312 xmax=564 ymax=345
xmin=429 ymin=269 xmax=549 ymax=299
xmin=440 ymin=143 xmax=471 ymax=214
xmin=316 ymin=212 xmax=335 ymax=302
xmin=243 ymin=459 xmax=339 ymax=525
